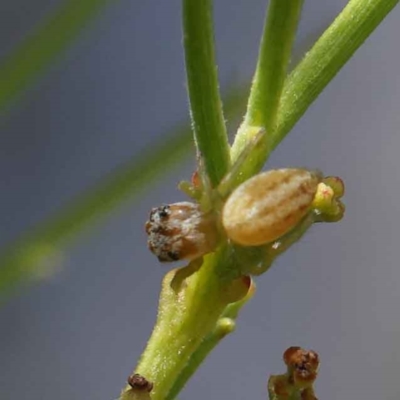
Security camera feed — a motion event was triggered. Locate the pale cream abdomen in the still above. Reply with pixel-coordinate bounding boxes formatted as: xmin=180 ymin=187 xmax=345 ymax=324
xmin=222 ymin=169 xmax=321 ymax=246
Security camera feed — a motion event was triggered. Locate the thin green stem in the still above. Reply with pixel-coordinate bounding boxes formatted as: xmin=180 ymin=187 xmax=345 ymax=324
xmin=245 ymin=0 xmax=303 ymax=131
xmin=182 ymin=0 xmax=230 ymax=186
xmin=231 ymin=0 xmax=303 ymax=170
xmin=0 ymin=0 xmax=113 ymax=113
xmin=271 ymin=0 xmax=399 ymax=150
xmin=231 ymin=0 xmax=399 ymax=177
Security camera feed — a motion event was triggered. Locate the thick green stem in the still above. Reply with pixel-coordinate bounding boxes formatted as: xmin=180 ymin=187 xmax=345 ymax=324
xmin=271 ymin=0 xmax=399 ymax=150
xmin=134 ymin=267 xmax=223 ymax=399
xmin=231 ymin=0 xmax=303 ymax=171
xmin=182 ymin=0 xmax=231 ymax=186
xmin=165 ymin=321 xmax=233 ymax=400
xmin=166 ymin=281 xmax=255 ymax=400
xmin=120 ymin=251 xmax=250 ymax=400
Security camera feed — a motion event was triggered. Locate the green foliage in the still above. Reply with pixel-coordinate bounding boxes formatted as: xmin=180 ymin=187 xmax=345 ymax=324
xmin=0 ymin=0 xmax=114 ymax=114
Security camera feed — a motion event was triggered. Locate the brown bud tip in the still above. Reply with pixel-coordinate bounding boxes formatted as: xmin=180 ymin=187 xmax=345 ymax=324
xmin=127 ymin=373 xmax=154 ymax=392
xmin=191 ymin=170 xmax=201 ymax=188
xmin=283 ymin=346 xmax=302 ymax=366
xmin=283 ymin=347 xmax=320 ymax=388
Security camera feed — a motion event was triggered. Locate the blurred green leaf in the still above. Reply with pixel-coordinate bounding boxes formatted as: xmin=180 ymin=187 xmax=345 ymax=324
xmin=0 ymin=125 xmax=193 ymax=298
xmin=0 ymin=86 xmax=247 ymax=300
xmin=0 ymin=0 xmax=114 ymax=113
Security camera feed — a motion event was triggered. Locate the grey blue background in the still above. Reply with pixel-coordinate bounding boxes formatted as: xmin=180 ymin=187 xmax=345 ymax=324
xmin=1 ymin=1 xmax=400 ymax=399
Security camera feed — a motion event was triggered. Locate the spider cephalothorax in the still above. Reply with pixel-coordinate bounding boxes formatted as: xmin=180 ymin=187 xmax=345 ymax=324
xmin=145 ymin=202 xmax=218 ymax=262
xmin=222 ymin=169 xmax=321 ymax=246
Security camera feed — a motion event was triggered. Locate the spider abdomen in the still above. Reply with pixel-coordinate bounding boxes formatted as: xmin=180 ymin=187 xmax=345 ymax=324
xmin=222 ymin=169 xmax=321 ymax=246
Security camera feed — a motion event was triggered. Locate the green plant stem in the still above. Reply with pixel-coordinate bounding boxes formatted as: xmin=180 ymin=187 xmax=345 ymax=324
xmin=245 ymin=0 xmax=303 ymax=133
xmin=0 ymin=0 xmax=114 ymax=113
xmin=272 ymin=0 xmax=399 ymax=150
xmin=231 ymin=0 xmax=399 ymax=173
xmin=182 ymin=0 xmax=231 ymax=186
xmin=166 ymin=282 xmax=255 ymax=400
xmin=165 ymin=323 xmax=233 ymax=400
xmin=120 ymin=250 xmax=249 ymax=400
xmin=135 ymin=262 xmax=225 ymax=399
xmin=231 ymin=0 xmax=303 ymax=172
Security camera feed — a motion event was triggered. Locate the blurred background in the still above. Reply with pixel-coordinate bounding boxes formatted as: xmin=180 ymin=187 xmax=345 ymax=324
xmin=0 ymin=0 xmax=399 ymax=399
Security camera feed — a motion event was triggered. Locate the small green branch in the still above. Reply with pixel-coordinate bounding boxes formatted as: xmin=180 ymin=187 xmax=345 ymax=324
xmin=244 ymin=0 xmax=303 ymax=131
xmin=182 ymin=0 xmax=231 ymax=186
xmin=271 ymin=0 xmax=399 ymax=150
xmin=0 ymin=0 xmax=113 ymax=113
xmin=231 ymin=0 xmax=399 ymax=177
xmin=231 ymin=0 xmax=303 ymax=171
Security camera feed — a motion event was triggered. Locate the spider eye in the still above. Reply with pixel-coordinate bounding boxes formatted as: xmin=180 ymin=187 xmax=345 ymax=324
xmin=222 ymin=168 xmax=321 ymax=246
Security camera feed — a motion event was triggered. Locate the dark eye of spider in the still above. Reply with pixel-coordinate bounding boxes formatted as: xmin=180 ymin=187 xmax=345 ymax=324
xmin=158 ymin=205 xmax=170 ymax=218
